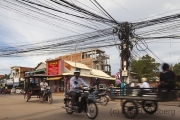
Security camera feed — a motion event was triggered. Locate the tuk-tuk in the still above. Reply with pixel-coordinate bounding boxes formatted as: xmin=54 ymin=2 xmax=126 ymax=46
xmin=24 ymin=72 xmax=47 ymax=102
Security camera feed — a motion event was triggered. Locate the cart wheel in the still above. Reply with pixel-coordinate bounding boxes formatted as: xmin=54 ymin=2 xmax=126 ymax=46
xmin=142 ymin=100 xmax=158 ymax=114
xmin=122 ymin=100 xmax=138 ymax=119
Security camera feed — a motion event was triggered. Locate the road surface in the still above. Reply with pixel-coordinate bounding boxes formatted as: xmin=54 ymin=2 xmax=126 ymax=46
xmin=0 ymin=94 xmax=179 ymax=120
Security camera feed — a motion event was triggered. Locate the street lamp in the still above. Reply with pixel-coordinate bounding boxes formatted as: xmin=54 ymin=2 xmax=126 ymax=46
xmin=74 ymin=40 xmax=84 ymax=68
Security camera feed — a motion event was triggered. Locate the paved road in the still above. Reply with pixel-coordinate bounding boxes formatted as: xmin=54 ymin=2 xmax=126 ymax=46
xmin=0 ymin=94 xmax=180 ymax=120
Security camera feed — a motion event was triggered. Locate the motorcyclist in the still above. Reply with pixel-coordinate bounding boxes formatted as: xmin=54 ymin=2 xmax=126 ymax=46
xmin=92 ymin=78 xmax=100 ymax=101
xmin=40 ymin=78 xmax=48 ymax=102
xmin=69 ymin=69 xmax=89 ymax=110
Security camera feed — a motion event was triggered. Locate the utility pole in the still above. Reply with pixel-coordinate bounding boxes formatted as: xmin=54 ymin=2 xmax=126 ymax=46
xmin=113 ymin=22 xmax=134 ymax=86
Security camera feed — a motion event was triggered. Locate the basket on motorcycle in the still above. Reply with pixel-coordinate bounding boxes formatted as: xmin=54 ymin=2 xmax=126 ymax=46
xmin=81 ymin=92 xmax=89 ymax=97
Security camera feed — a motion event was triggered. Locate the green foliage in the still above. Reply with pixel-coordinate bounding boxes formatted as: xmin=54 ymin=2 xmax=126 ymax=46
xmin=0 ymin=74 xmax=10 ymax=80
xmin=173 ymin=63 xmax=180 ymax=75
xmin=130 ymin=54 xmax=160 ymax=81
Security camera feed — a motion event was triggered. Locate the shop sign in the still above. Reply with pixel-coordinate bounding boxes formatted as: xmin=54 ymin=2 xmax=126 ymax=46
xmin=47 ymin=61 xmax=59 ymax=75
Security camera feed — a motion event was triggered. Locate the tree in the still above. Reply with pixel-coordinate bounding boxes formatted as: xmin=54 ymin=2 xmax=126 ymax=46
xmin=0 ymin=74 xmax=10 ymax=80
xmin=130 ymin=54 xmax=160 ymax=81
xmin=173 ymin=63 xmax=180 ymax=75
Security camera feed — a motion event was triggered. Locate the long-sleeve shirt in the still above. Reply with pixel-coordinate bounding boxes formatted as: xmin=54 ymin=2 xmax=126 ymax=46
xmin=70 ymin=76 xmax=89 ymax=93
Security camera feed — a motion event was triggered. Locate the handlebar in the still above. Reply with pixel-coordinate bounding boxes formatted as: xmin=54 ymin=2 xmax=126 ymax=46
xmin=81 ymin=86 xmax=91 ymax=92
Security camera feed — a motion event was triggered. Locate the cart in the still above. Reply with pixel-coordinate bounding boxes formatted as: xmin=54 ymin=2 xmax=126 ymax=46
xmin=24 ymin=72 xmax=47 ymax=102
xmin=109 ymin=87 xmax=179 ymax=119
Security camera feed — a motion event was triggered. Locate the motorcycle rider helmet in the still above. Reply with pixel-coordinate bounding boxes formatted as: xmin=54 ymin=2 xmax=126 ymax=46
xmin=74 ymin=68 xmax=80 ymax=74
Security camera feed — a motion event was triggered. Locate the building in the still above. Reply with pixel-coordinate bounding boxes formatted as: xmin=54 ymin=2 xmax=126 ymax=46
xmin=0 ymin=75 xmax=3 ymax=79
xmin=56 ymin=49 xmax=111 ymax=75
xmin=10 ymin=66 xmax=35 ymax=86
xmin=33 ymin=62 xmax=46 ymax=75
xmin=45 ymin=58 xmax=115 ymax=92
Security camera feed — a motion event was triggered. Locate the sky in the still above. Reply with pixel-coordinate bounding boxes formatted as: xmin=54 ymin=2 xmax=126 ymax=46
xmin=1 ymin=0 xmax=180 ymax=75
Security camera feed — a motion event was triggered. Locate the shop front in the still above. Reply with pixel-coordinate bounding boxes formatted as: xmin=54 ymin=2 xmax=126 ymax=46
xmin=46 ymin=59 xmax=116 ymax=93
xmin=46 ymin=59 xmax=65 ymax=92
xmin=59 ymin=78 xmax=64 ymax=92
xmin=47 ymin=77 xmax=61 ymax=92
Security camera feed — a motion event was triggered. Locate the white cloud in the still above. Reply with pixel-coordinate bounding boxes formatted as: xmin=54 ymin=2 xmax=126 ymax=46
xmin=1 ymin=0 xmax=180 ymax=75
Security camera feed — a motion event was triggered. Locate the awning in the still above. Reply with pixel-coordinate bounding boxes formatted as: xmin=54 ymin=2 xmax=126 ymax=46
xmin=47 ymin=77 xmax=61 ymax=81
xmin=33 ymin=74 xmax=47 ymax=77
xmin=31 ymin=68 xmax=46 ymax=73
xmin=90 ymin=69 xmax=111 ymax=78
xmin=62 ymin=73 xmax=115 ymax=80
xmin=64 ymin=61 xmax=90 ymax=70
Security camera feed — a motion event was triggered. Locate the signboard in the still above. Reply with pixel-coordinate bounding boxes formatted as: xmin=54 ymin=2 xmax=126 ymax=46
xmin=47 ymin=61 xmax=59 ymax=76
xmin=122 ymin=70 xmax=128 ymax=76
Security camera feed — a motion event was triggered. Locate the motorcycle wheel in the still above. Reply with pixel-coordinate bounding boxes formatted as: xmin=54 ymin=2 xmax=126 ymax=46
xmin=48 ymin=94 xmax=53 ymax=104
xmin=86 ymin=101 xmax=98 ymax=119
xmin=66 ymin=100 xmax=74 ymax=114
xmin=100 ymin=96 xmax=108 ymax=106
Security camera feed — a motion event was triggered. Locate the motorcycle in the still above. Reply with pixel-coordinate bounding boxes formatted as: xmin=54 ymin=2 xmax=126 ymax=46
xmin=105 ymin=90 xmax=111 ymax=102
xmin=90 ymin=87 xmax=109 ymax=106
xmin=62 ymin=86 xmax=98 ymax=119
xmin=40 ymin=87 xmax=53 ymax=104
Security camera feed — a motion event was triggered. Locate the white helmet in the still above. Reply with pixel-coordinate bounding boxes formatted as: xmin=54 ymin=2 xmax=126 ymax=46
xmin=74 ymin=68 xmax=80 ymax=74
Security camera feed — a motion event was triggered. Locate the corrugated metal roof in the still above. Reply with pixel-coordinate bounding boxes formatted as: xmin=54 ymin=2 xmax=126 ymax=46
xmin=64 ymin=61 xmax=90 ymax=70
xmin=62 ymin=71 xmax=115 ymax=80
xmin=90 ymin=69 xmax=111 ymax=78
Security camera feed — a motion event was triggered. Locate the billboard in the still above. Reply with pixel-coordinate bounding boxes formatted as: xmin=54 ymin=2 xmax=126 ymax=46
xmin=47 ymin=60 xmax=59 ymax=76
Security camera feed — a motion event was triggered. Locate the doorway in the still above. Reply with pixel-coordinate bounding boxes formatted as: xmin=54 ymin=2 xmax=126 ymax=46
xmin=59 ymin=79 xmax=64 ymax=92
